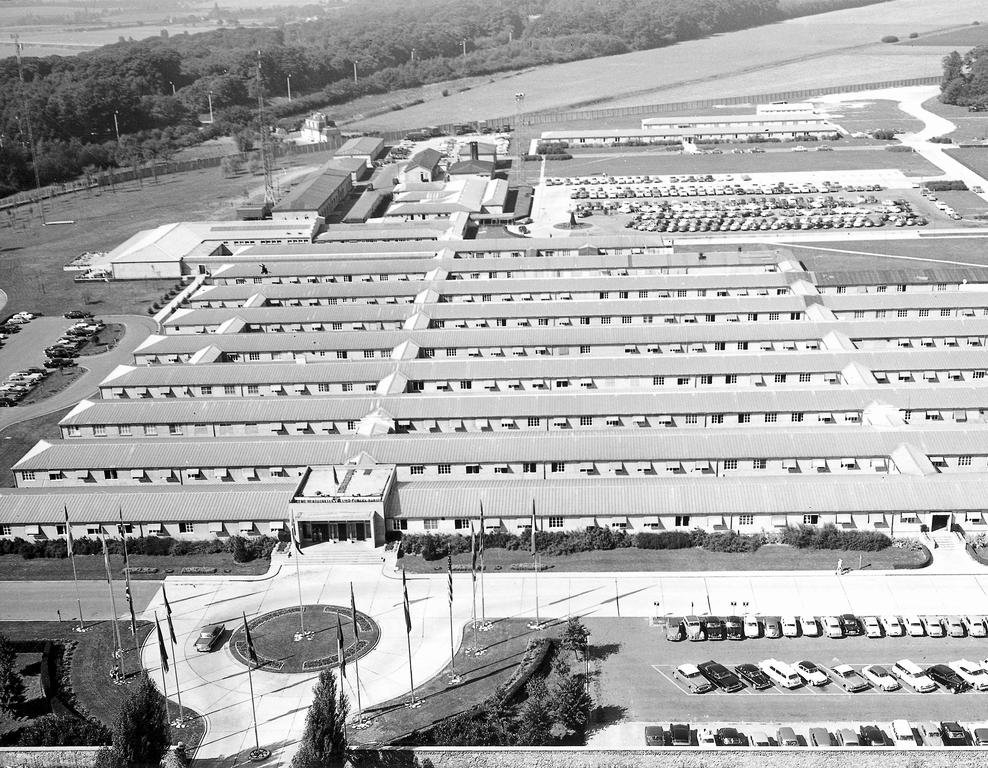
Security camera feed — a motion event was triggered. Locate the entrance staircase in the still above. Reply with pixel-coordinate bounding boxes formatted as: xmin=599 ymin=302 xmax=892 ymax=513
xmin=289 ymin=541 xmax=384 ymax=566
xmin=926 ymin=528 xmax=977 ymax=572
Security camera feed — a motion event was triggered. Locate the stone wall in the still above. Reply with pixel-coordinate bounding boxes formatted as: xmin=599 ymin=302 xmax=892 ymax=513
xmin=361 ymin=747 xmax=988 ymax=768
xmin=0 ymin=747 xmax=99 ymax=767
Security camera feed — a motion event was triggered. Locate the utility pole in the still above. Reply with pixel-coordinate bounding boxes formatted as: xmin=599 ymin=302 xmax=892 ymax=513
xmin=353 ymin=61 xmax=357 ymax=83
xmin=286 ymin=73 xmax=292 ymax=102
xmin=256 ymin=51 xmax=275 ymax=205
xmin=462 ymin=39 xmax=467 ymax=56
xmin=11 ymin=33 xmax=46 ymax=225
xmin=170 ymin=81 xmax=176 ymax=95
xmin=207 ymin=91 xmax=214 ymax=124
xmin=113 ymin=111 xmax=120 ymax=143
xmin=514 ymin=92 xmax=525 ymax=184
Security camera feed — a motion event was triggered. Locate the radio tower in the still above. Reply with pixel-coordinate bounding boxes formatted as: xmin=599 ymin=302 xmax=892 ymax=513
xmin=256 ymin=51 xmax=275 ymax=206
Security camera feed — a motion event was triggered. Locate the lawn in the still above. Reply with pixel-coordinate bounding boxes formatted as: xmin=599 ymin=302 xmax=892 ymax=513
xmin=76 ymin=323 xmax=125 ymax=357
xmin=901 ymin=25 xmax=988 ymax=47
xmin=400 ymin=544 xmax=925 ymax=575
xmin=946 ymin=147 xmax=988 ymax=179
xmin=0 ymin=620 xmax=204 ymax=754
xmin=790 ymin=235 xmax=988 ymax=270
xmin=0 ymin=408 xmax=69 ymax=487
xmin=820 ymin=98 xmax=924 ymax=136
xmin=351 ymin=618 xmax=559 ymax=747
xmin=0 ymin=552 xmax=272 ymax=580
xmin=16 ymin=367 xmax=85 ymax=407
xmin=924 ymin=98 xmax=988 ymax=144
xmin=547 ymin=148 xmax=942 ymax=178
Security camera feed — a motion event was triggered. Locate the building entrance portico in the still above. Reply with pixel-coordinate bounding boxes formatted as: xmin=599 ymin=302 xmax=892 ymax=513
xmin=301 ymin=520 xmax=371 ymax=543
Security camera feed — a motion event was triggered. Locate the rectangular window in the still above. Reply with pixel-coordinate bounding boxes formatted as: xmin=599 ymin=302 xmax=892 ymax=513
xmin=548 ymin=516 xmax=564 ymax=528
xmin=676 ymin=377 xmax=689 ymax=386
xmin=119 ymin=425 xmax=131 ymax=436
xmin=725 ymin=374 xmax=737 ymax=385
xmin=523 ymin=463 xmax=537 ymax=474
xmin=653 ymin=376 xmax=664 ymax=386
xmin=580 ymin=416 xmax=593 ymax=426
xmin=765 ymin=413 xmax=777 ymax=423
xmin=774 ymin=374 xmax=786 ymax=383
xmin=551 ymin=462 xmax=565 ymax=473
xmin=168 ymin=424 xmax=182 ymax=435
xmin=224 ymin=385 xmax=236 ymax=395
xmin=792 ymin=412 xmax=804 ymax=423
xmin=459 ymin=380 xmax=472 ymax=390
xmin=342 ymin=383 xmax=352 ymax=392
xmin=248 ymin=352 xmax=261 ymax=361
xmin=454 ymin=519 xmax=470 ymax=530
xmin=466 ymin=465 xmax=480 ymax=474
xmin=410 ymin=465 xmax=425 ymax=475
xmin=714 ymin=342 xmax=726 ymax=351
xmin=601 ymin=317 xmax=611 ymax=325
xmin=753 ymin=458 xmax=767 ymax=470
xmin=21 ymin=470 xmax=35 ymax=481
xmin=803 ymin=514 xmax=819 ymax=525
xmin=711 ymin=414 xmax=724 ymax=424
xmin=1 ymin=526 xmax=12 ymax=536
xmin=363 ymin=350 xmax=375 ymax=359
xmin=247 ymin=385 xmax=259 ymax=395
xmin=700 ymin=375 xmax=713 ymax=385
xmin=424 ymin=519 xmax=439 ymax=531
xmin=144 ymin=425 xmax=158 ymax=436
xmin=685 ymin=414 xmax=698 ymax=425
xmin=93 ymin=424 xmax=107 ymax=437
xmin=580 ymin=345 xmax=591 ymax=354
xmin=438 ymin=464 xmax=451 ymax=475
xmin=580 ymin=317 xmax=590 ymax=325
xmin=527 ymin=418 xmax=540 ymax=428
xmin=799 ymin=373 xmax=811 ymax=383
xmin=179 ymin=522 xmax=195 ymax=534
xmin=674 ymin=515 xmax=690 ymax=527
xmin=739 ymin=413 xmax=751 ymax=424
xmin=738 ymin=514 xmax=754 ymax=526
xmin=724 ymin=459 xmax=738 ymax=471
xmin=200 ymin=386 xmax=212 ymax=396
xmin=959 ymin=455 xmax=972 ymax=466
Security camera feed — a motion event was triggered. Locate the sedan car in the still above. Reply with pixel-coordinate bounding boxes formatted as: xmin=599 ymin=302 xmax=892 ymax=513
xmin=64 ymin=310 xmax=94 ymax=319
xmin=974 ymin=729 xmax=988 ymax=746
xmin=644 ymin=725 xmax=666 ymax=747
xmin=861 ymin=664 xmax=900 ymax=691
xmin=941 ymin=721 xmax=967 ymax=746
xmin=781 ymin=616 xmax=799 ymax=638
xmin=668 ymin=723 xmax=691 ymax=746
xmin=945 ymin=616 xmax=966 ymax=638
xmin=702 ymin=616 xmax=726 ymax=641
xmin=836 ymin=728 xmax=860 ymax=746
xmin=923 ymin=616 xmax=946 ymax=638
xmin=891 ymin=659 xmax=937 ymax=692
xmin=665 ymin=616 xmax=685 ymax=642
xmin=926 ymin=664 xmax=971 ymax=694
xmin=859 ymin=725 xmax=892 ymax=746
xmin=949 ymin=659 xmax=988 ymax=690
xmin=863 ymin=616 xmax=883 ymax=638
xmin=743 ymin=614 xmax=761 ymax=639
xmin=905 ymin=615 xmax=926 ymax=637
xmin=698 ymin=660 xmax=744 ymax=692
xmin=675 ymin=663 xmax=715 ymax=693
xmin=734 ymin=663 xmax=773 ymax=689
xmin=683 ymin=615 xmax=704 ymax=641
xmin=919 ymin=723 xmax=944 ymax=747
xmin=716 ymin=727 xmax=748 ymax=747
xmin=763 ymin=616 xmax=782 ymax=638
xmin=794 ymin=660 xmax=829 ymax=686
xmin=830 ymin=663 xmax=870 ymax=692
xmin=965 ymin=615 xmax=988 ymax=637
xmin=881 ymin=615 xmax=906 ymax=637
xmin=809 ymin=727 xmax=833 ymax=747
xmin=823 ymin=616 xmax=843 ymax=638
xmin=840 ymin=614 xmax=863 ymax=636
xmin=194 ymin=623 xmax=224 ymax=652
xmin=724 ymin=615 xmax=744 ymax=640
xmin=799 ymin=616 xmax=820 ymax=637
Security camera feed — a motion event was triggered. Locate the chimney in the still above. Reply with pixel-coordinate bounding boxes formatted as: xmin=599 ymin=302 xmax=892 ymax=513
xmin=469 ymin=141 xmax=479 ymax=161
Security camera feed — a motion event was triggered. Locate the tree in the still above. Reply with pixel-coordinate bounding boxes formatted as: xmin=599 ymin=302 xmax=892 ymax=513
xmin=0 ymin=632 xmax=24 ymax=717
xmin=292 ymin=670 xmax=348 ymax=768
xmin=551 ymin=672 xmax=593 ymax=735
xmin=96 ymin=673 xmax=170 ymax=768
xmin=516 ymin=689 xmax=554 ymax=746
xmin=561 ymin=616 xmax=590 ymax=660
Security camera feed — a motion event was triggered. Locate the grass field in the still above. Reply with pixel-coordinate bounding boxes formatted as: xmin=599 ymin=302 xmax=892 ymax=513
xmin=0 ymin=621 xmax=204 ymax=753
xmin=901 ymin=24 xmax=988 ymax=46
xmin=820 ymin=98 xmax=924 ymax=135
xmin=400 ymin=545 xmax=925 ymax=574
xmin=0 ymin=552 xmax=271 ymax=580
xmin=0 ymin=22 xmax=226 ymax=56
xmin=946 ymin=147 xmax=988 ymax=179
xmin=923 ymin=98 xmax=988 ymax=143
xmin=786 ymin=235 xmax=988 ymax=270
xmin=547 ymin=148 xmax=942 ymax=178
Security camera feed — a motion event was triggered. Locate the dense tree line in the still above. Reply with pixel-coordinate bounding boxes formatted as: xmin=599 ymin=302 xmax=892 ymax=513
xmin=1 ymin=0 xmax=887 ymax=195
xmin=940 ymin=46 xmax=988 ymax=108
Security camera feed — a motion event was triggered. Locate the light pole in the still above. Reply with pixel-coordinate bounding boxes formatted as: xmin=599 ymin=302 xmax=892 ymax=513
xmin=353 ymin=61 xmax=357 ymax=83
xmin=286 ymin=73 xmax=292 ymax=102
xmin=514 ymin=92 xmax=524 ymax=181
xmin=462 ymin=39 xmax=466 ymax=56
xmin=113 ymin=111 xmax=120 ymax=143
xmin=207 ymin=91 xmax=214 ymax=124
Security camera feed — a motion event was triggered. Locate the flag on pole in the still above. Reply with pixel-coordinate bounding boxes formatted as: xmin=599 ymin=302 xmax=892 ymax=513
xmin=117 ymin=507 xmax=131 ymax=571
xmin=289 ymin=510 xmax=304 ymax=556
xmin=156 ymin=615 xmax=169 ymax=673
xmin=402 ymin=569 xmax=412 ymax=635
xmin=101 ymin=535 xmax=113 ymax=585
xmin=118 ymin=508 xmax=137 ymax=636
xmin=478 ymin=500 xmax=485 ymax=559
xmin=63 ymin=505 xmax=74 ymax=559
xmin=530 ymin=499 xmax=537 ymax=556
xmin=162 ymin=586 xmax=177 ymax=645
xmin=447 ymin=554 xmax=453 ymax=605
xmin=336 ymin=614 xmax=346 ymax=679
xmin=242 ymin=612 xmax=258 ymax=666
xmin=469 ymin=523 xmax=477 ymax=583
xmin=350 ymin=583 xmax=360 ymax=646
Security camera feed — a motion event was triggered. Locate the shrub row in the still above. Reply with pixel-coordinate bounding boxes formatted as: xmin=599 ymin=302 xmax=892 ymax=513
xmin=0 ymin=535 xmax=278 ymax=563
xmin=0 ymin=715 xmax=111 ymax=747
xmin=401 ymin=524 xmax=891 ymax=561
xmin=924 ymin=179 xmax=968 ymax=191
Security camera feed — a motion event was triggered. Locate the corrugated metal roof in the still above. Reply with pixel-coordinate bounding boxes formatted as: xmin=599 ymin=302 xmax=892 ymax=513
xmin=392 ymin=474 xmax=988 ymax=519
xmin=812 ymin=267 xmax=988 ymax=287
xmin=827 ymin=291 xmax=988 ymax=310
xmin=60 ymin=386 xmax=988 ymax=426
xmin=14 ymin=427 xmax=988 ymax=470
xmin=272 ymin=171 xmax=351 ymax=212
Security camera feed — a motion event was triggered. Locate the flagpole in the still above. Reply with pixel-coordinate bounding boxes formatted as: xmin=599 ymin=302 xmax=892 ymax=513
xmin=528 ymin=501 xmax=543 ymax=631
xmin=290 ymin=511 xmax=311 ymax=641
xmin=348 ymin=583 xmax=368 ymax=728
xmin=154 ymin=613 xmax=173 ymax=725
xmin=447 ymin=555 xmax=460 ymax=685
xmin=162 ymin=589 xmax=187 ymax=728
xmin=246 ymin=660 xmax=260 ymax=750
xmin=402 ymin=569 xmax=420 ymax=708
xmin=467 ymin=523 xmax=482 ymax=656
xmin=478 ymin=501 xmax=489 ymax=631
xmin=102 ymin=535 xmax=123 ymax=666
xmin=118 ymin=510 xmax=141 ymax=674
xmin=64 ymin=507 xmax=86 ymax=633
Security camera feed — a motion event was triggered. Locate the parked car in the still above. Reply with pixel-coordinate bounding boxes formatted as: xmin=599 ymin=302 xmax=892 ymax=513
xmin=965 ymin=615 xmax=988 ymax=637
xmin=734 ymin=663 xmax=773 ymax=689
xmin=776 ymin=727 xmax=799 ymax=746
xmin=905 ymin=615 xmax=926 ymax=637
xmin=880 ymin=615 xmax=906 ymax=636
xmin=702 ymin=616 xmax=726 ymax=641
xmin=683 ymin=615 xmax=704 ymax=641
xmin=945 ymin=616 xmax=966 ymax=638
xmin=891 ymin=659 xmax=937 ymax=692
xmin=809 ymin=727 xmax=832 ymax=746
xmin=743 ymin=614 xmax=761 ymax=638
xmin=925 ymin=664 xmax=971 ymax=693
xmin=724 ymin=615 xmax=744 ymax=640
xmin=823 ymin=616 xmax=843 ymax=638
xmin=716 ymin=727 xmax=747 ymax=747
xmin=859 ymin=725 xmax=892 ymax=746
xmin=919 ymin=723 xmax=944 ymax=747
xmin=668 ymin=723 xmax=691 ymax=746
xmin=748 ymin=730 xmax=771 ymax=747
xmin=940 ymin=721 xmax=967 ymax=746
xmin=794 ymin=660 xmax=829 ymax=686
xmin=861 ymin=664 xmax=900 ymax=691
xmin=781 ymin=616 xmax=799 ymax=638
xmin=799 ymin=616 xmax=820 ymax=637
xmin=64 ymin=310 xmax=94 ymax=319
xmin=830 ymin=664 xmax=869 ymax=692
xmin=863 ymin=616 xmax=883 ymax=638
xmin=836 ymin=728 xmax=860 ymax=746
xmin=697 ymin=660 xmax=743 ymax=692
xmin=840 ymin=614 xmax=863 ymax=636
xmin=665 ymin=616 xmax=685 ymax=642
xmin=973 ymin=728 xmax=988 ymax=746
xmin=891 ymin=720 xmax=916 ymax=746
xmin=644 ymin=725 xmax=666 ymax=747
xmin=948 ymin=659 xmax=988 ymax=690
xmin=675 ymin=663 xmax=714 ymax=693
xmin=759 ymin=659 xmax=802 ymax=689
xmin=44 ymin=357 xmax=76 ymax=369
xmin=763 ymin=616 xmax=782 ymax=638
xmin=923 ymin=616 xmax=946 ymax=638
xmin=194 ymin=623 xmax=224 ymax=652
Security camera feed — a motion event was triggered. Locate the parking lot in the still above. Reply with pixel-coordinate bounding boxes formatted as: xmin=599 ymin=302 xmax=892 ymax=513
xmin=589 ymin=618 xmax=988 ymax=724
xmin=0 ymin=316 xmax=78 ymax=382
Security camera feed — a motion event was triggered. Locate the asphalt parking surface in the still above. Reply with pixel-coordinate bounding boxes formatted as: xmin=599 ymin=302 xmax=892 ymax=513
xmin=590 ymin=618 xmax=988 ymax=723
xmin=0 ymin=316 xmax=76 ymax=382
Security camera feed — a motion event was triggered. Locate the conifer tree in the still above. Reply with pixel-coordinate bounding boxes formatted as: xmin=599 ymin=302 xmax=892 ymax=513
xmin=292 ymin=670 xmax=349 ymax=768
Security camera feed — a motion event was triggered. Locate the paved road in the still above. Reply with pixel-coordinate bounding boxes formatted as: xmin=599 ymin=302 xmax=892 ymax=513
xmin=0 ymin=313 xmax=156 ymax=432
xmin=0 ymin=578 xmax=160 ymax=622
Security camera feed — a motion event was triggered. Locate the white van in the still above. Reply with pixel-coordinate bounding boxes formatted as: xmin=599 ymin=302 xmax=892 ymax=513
xmin=759 ymin=658 xmax=802 ymax=688
xmin=892 ymin=719 xmax=916 ymax=746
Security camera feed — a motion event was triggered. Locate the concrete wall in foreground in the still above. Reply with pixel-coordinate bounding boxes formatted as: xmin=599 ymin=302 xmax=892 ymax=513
xmin=0 ymin=747 xmax=99 ymax=767
xmin=379 ymin=747 xmax=988 ymax=768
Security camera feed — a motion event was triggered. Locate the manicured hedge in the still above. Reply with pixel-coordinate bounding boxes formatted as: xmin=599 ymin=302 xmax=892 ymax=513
xmin=779 ymin=524 xmax=891 ymax=551
xmin=0 ymin=535 xmax=277 ymax=563
xmin=924 ymin=179 xmax=968 ymax=191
